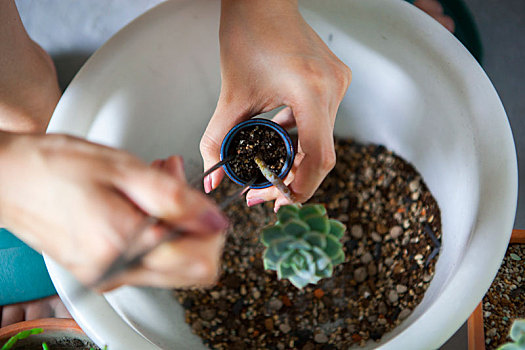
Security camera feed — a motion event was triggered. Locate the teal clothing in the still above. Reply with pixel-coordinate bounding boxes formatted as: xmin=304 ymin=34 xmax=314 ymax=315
xmin=0 ymin=229 xmax=56 ymax=305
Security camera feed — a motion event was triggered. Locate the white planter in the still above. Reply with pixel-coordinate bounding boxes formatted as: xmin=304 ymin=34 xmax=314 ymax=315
xmin=44 ymin=0 xmax=517 ymax=349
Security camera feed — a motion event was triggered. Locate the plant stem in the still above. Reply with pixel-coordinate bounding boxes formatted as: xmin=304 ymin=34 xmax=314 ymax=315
xmin=254 ymin=155 xmax=296 ymax=203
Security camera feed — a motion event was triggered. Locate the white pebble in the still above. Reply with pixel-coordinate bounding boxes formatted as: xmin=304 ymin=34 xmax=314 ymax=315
xmin=390 ymin=226 xmax=403 ymax=239
xmin=351 ymin=225 xmax=364 ymax=239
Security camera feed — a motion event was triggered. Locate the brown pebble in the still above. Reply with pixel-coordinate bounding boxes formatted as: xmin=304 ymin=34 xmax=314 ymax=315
xmin=314 ymin=288 xmax=324 ymax=299
xmin=279 ymin=323 xmax=291 ymax=334
xmin=399 ymin=308 xmax=412 ymax=320
xmin=302 ymin=342 xmax=315 ymax=350
xmin=265 ymin=318 xmax=274 ymax=331
xmin=376 ymin=223 xmax=388 ymax=234
xmin=200 ymin=309 xmax=216 ymax=321
xmin=281 ymin=295 xmax=292 ymax=307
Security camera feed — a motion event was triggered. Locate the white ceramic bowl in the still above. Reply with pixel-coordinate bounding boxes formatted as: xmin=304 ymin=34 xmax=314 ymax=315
xmin=44 ymin=0 xmax=517 ymax=349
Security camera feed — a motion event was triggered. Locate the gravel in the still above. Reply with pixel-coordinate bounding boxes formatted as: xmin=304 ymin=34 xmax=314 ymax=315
xmin=483 ymin=244 xmax=524 ymax=349
xmin=174 ymin=139 xmax=442 ymax=349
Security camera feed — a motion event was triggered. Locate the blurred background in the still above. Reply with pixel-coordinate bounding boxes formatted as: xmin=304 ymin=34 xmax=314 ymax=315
xmin=15 ymin=0 xmax=524 ymax=348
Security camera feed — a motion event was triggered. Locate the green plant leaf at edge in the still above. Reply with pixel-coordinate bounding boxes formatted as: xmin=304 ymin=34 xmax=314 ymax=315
xmin=261 ymin=225 xmax=285 ymax=246
xmin=277 ymin=205 xmax=300 ymax=223
xmin=329 ymin=219 xmax=346 ymax=239
xmin=298 ymin=204 xmax=326 ymax=220
xmin=1 ymin=328 xmax=44 ymax=350
xmin=497 ymin=344 xmax=522 ymax=350
xmin=510 ymin=319 xmax=525 ymax=342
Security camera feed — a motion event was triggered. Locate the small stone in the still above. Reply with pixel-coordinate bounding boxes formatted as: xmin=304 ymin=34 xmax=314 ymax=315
xmin=200 ymin=308 xmax=216 ymax=321
xmin=409 ymin=179 xmax=420 ymax=192
xmin=384 ymin=257 xmax=394 ymax=266
xmin=376 ymin=223 xmax=388 ymax=234
xmin=277 ymin=343 xmax=286 ymax=350
xmin=361 ymin=252 xmax=373 ymax=264
xmin=396 ymin=284 xmax=408 ymax=294
xmin=398 ymin=308 xmax=412 ymax=320
xmin=486 ymin=328 xmax=497 ymax=337
xmin=390 ymin=226 xmax=403 ymax=239
xmin=423 ymin=273 xmax=432 ymax=282
xmin=314 ymin=288 xmax=325 ymax=299
xmin=351 ymin=225 xmax=364 ymax=239
xmin=314 ymin=333 xmax=329 ymax=343
xmin=253 ymin=289 xmax=261 ymax=299
xmin=264 ymin=318 xmax=274 ymax=331
xmin=371 ymin=232 xmax=382 ymax=242
xmin=354 ymin=267 xmax=368 ymax=282
xmin=281 ymin=295 xmax=292 ymax=307
xmin=367 ymin=263 xmax=377 ymax=276
xmin=510 ymin=253 xmax=521 ymax=261
xmin=367 ymin=315 xmax=378 ymax=322
xmin=388 ymin=290 xmax=399 ymax=303
xmin=268 ymin=298 xmax=283 ymax=311
xmin=378 ymin=302 xmax=388 ymax=315
xmin=302 ymin=342 xmax=315 ymax=350
xmin=240 ymin=285 xmax=247 ymax=295
xmin=210 ymin=291 xmax=220 ymax=299
xmin=279 ymin=323 xmax=291 ymax=334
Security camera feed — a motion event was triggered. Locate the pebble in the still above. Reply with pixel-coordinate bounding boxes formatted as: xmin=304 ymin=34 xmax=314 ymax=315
xmin=279 ymin=324 xmax=291 ymax=334
xmin=351 ymin=225 xmax=364 ymax=239
xmin=200 ymin=309 xmax=216 ymax=321
xmin=314 ymin=333 xmax=329 ymax=343
xmin=265 ymin=318 xmax=274 ymax=331
xmin=371 ymin=232 xmax=382 ymax=242
xmin=361 ymin=252 xmax=373 ymax=264
xmin=390 ymin=226 xmax=403 ymax=239
xmin=268 ymin=298 xmax=283 ymax=311
xmin=367 ymin=263 xmax=377 ymax=276
xmin=354 ymin=267 xmax=368 ymax=282
xmin=409 ymin=179 xmax=420 ymax=192
xmin=396 ymin=285 xmax=408 ymax=294
xmin=253 ymin=289 xmax=261 ymax=299
xmin=384 ymin=257 xmax=394 ymax=266
xmin=388 ymin=290 xmax=399 ymax=303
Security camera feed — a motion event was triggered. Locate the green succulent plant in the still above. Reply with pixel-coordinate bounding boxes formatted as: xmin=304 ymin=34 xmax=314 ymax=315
xmin=498 ymin=319 xmax=525 ymax=350
xmin=261 ymin=204 xmax=346 ymax=289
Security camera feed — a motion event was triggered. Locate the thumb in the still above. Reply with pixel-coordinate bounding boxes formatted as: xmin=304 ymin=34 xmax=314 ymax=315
xmin=200 ymin=98 xmax=250 ymax=192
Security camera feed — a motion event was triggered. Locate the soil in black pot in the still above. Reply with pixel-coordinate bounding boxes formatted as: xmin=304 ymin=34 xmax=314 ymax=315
xmin=227 ymin=125 xmax=287 ymax=183
xmin=175 ymin=139 xmax=442 ymax=349
xmin=3 ymin=336 xmax=99 ymax=350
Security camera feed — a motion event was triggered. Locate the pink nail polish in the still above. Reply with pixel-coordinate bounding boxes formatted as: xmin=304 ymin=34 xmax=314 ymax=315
xmin=204 ymin=175 xmax=212 ymax=193
xmin=247 ymin=198 xmax=265 ymax=207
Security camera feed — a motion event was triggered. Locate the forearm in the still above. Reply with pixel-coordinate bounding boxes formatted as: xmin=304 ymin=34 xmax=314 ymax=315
xmin=0 ymin=1 xmax=60 ymax=134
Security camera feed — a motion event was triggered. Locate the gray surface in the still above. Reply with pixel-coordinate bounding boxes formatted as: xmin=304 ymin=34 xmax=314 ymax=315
xmin=15 ymin=0 xmax=524 ymax=349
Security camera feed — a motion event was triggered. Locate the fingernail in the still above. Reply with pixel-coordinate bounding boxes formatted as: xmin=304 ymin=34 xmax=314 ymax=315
xmin=204 ymin=175 xmax=212 ymax=193
xmin=247 ymin=197 xmax=265 ymax=207
xmin=201 ymin=210 xmax=229 ymax=231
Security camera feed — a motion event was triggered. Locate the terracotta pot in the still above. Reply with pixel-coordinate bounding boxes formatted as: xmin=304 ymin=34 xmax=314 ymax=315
xmin=0 ymin=318 xmax=97 ymax=349
xmin=467 ymin=229 xmax=524 ymax=350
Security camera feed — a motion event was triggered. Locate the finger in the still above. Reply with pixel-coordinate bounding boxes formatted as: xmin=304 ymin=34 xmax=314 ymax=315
xmin=434 ymin=15 xmax=455 ymax=32
xmin=1 ymin=304 xmax=24 ymax=327
xmin=287 ymin=102 xmax=336 ymax=203
xmin=200 ymin=98 xmax=251 ymax=193
xmin=116 ymin=165 xmax=229 ymax=235
xmin=163 ymin=155 xmax=187 ymax=183
xmin=97 ymin=233 xmax=224 ymax=290
xmin=24 ymin=298 xmax=53 ymax=320
xmin=271 ymin=106 xmax=296 ymax=130
xmin=150 ymin=159 xmax=165 ymax=169
xmin=414 ymin=0 xmax=444 ymax=15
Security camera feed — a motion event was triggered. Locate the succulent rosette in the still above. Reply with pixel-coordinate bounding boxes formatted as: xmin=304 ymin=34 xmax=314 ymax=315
xmin=261 ymin=204 xmax=346 ymax=289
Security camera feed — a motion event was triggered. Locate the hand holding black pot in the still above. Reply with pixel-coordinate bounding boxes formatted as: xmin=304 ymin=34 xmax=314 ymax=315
xmin=200 ymin=0 xmax=351 ymax=209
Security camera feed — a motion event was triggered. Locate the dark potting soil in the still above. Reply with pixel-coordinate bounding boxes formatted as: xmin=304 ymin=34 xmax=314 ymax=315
xmin=483 ymin=244 xmax=524 ymax=349
xmin=227 ymin=125 xmax=287 ymax=183
xmin=175 ymin=139 xmax=442 ymax=349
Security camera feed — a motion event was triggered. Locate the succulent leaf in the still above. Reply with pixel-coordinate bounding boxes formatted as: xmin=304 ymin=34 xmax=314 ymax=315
xmin=303 ymin=232 xmax=326 ymax=249
xmin=283 ymin=219 xmax=310 ymax=237
xmin=261 ymin=225 xmax=285 ymax=246
xmin=329 ymin=219 xmax=346 ymax=239
xmin=510 ymin=320 xmax=525 ymax=342
xmin=324 ymin=234 xmax=343 ymax=259
xmin=277 ymin=205 xmax=300 ymax=223
xmin=260 ymin=204 xmax=346 ymax=289
xmin=304 ymin=215 xmax=330 ymax=233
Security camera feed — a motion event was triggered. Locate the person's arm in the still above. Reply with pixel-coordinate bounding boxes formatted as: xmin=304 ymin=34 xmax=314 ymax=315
xmin=200 ymin=0 xmax=351 ymax=209
xmin=0 ymin=1 xmax=228 ymax=290
xmin=0 ymin=0 xmax=60 ymax=133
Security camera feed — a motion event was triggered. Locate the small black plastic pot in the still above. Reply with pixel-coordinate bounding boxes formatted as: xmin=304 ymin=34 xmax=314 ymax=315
xmin=220 ymin=118 xmax=295 ymax=189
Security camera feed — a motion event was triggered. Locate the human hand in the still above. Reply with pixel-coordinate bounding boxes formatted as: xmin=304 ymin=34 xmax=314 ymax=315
xmin=200 ymin=0 xmax=351 ymax=209
xmin=413 ymin=0 xmax=455 ymax=32
xmin=0 ymin=133 xmax=228 ymax=290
